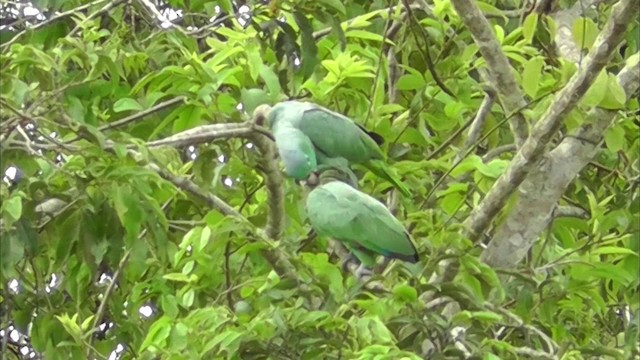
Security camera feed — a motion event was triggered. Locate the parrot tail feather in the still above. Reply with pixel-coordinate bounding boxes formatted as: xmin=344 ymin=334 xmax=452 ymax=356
xmin=386 ymin=251 xmax=420 ymax=263
xmin=365 ymin=160 xmax=411 ymax=197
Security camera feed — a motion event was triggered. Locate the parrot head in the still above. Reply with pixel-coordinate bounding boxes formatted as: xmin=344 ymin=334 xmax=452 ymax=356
xmin=315 ymin=163 xmax=359 ymax=188
xmin=252 ymin=104 xmax=273 ymax=127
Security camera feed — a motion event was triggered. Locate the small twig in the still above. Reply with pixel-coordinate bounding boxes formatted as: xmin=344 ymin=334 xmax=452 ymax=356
xmin=486 ymin=303 xmax=558 ymax=354
xmin=450 ymin=0 xmax=530 ymax=148
xmin=553 ymin=205 xmax=589 ymax=219
xmin=100 ymin=97 xmax=186 ymax=132
xmin=67 ymin=0 xmax=126 ymax=38
xmin=362 ymin=4 xmax=395 ymax=127
xmin=482 ymin=144 xmax=516 ymax=162
xmin=87 ymin=247 xmax=132 ymax=358
xmin=61 ymin=97 xmax=185 ymax=144
xmin=457 ymin=86 xmax=497 ymax=161
xmin=312 ymin=4 xmax=422 ymax=40
xmin=512 ymin=346 xmax=556 ymax=359
xmin=247 ymin=117 xmax=284 ymax=241
xmin=401 ymin=0 xmax=456 ymax=98
xmin=137 ymin=0 xmax=189 ymax=35
xmin=224 ymin=242 xmax=233 ymax=308
xmin=15 ymin=125 xmax=40 ymax=156
xmin=0 ymin=0 xmax=110 ymax=50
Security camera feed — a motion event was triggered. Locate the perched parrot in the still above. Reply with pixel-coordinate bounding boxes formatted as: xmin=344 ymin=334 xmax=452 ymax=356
xmin=253 ymin=101 xmax=411 ymax=197
xmin=305 ymin=164 xmax=419 ymax=278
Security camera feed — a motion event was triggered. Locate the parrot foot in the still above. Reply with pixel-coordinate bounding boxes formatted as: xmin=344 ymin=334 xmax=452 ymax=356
xmin=354 ymin=264 xmax=373 ymax=280
xmin=340 ymin=253 xmax=360 ymax=273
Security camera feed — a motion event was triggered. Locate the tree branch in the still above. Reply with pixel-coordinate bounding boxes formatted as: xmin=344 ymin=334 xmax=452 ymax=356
xmin=480 ymin=52 xmax=639 ymax=268
xmin=100 ymin=97 xmax=186 ymax=132
xmin=146 ymin=122 xmax=253 ymax=148
xmin=68 ymin=0 xmax=127 ymax=38
xmin=463 ymin=0 xmax=636 ymax=242
xmin=456 ymin=86 xmax=497 ymax=162
xmin=544 ymin=0 xmax=607 ymax=64
xmin=554 ymin=205 xmax=590 ymax=219
xmin=0 ymin=0 xmax=110 ymax=50
xmin=450 ymin=0 xmax=530 ymax=148
xmin=312 ymin=4 xmax=422 ymax=40
xmin=246 ymin=129 xmax=285 ymax=241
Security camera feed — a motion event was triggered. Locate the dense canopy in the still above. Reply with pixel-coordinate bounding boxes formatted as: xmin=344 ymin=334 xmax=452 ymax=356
xmin=0 ymin=0 xmax=638 ymax=359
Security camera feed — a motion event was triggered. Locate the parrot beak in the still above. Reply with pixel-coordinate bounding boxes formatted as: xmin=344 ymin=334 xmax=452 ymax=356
xmin=300 ymin=172 xmax=320 ymax=189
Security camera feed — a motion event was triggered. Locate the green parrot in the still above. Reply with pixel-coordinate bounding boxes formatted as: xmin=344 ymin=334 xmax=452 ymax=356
xmin=253 ymin=101 xmax=411 ymax=197
xmin=305 ymin=164 xmax=419 ymax=278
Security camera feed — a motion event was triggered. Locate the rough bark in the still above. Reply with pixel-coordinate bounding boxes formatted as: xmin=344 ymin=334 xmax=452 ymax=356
xmin=546 ymin=0 xmax=606 ymax=64
xmin=450 ymin=0 xmax=530 ymax=148
xmin=463 ymin=0 xmax=637 ymax=242
xmin=481 ymin=54 xmax=640 ymax=267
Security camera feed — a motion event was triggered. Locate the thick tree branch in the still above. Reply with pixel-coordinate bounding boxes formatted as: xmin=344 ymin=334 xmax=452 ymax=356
xmin=463 ymin=0 xmax=636 ymax=242
xmin=146 ymin=123 xmax=253 ymax=148
xmin=481 ymin=53 xmax=640 ymax=267
xmin=450 ymin=0 xmax=530 ymax=148
xmin=247 ymin=131 xmax=285 ymax=241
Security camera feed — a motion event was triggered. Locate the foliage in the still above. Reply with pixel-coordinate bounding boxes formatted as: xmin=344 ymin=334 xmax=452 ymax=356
xmin=0 ymin=0 xmax=638 ymax=359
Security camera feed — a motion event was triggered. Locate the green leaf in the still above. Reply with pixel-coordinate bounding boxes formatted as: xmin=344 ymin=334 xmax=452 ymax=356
xmin=294 ymin=11 xmax=318 ymax=80
xmin=522 ymin=57 xmax=544 ymax=98
xmin=181 ymin=288 xmax=195 ymax=308
xmin=259 ymin=64 xmax=281 ymax=100
xmin=599 ymin=73 xmax=628 ymax=110
xmin=439 ymin=192 xmax=465 ymax=216
xmin=592 ymin=246 xmax=638 ymax=257
xmin=241 ymin=88 xmax=270 ymax=115
xmin=346 ymin=30 xmax=391 ymax=44
xmin=318 ymin=0 xmax=346 ymax=14
xmin=604 ymin=125 xmax=625 ymax=153
xmin=163 ymin=273 xmax=192 ymax=282
xmin=581 ymin=70 xmax=608 ymax=107
xmin=113 ymin=98 xmax=144 ymax=113
xmin=140 ymin=316 xmax=172 ymax=351
xmin=392 ymin=283 xmax=418 ymax=303
xmin=161 ymin=295 xmax=180 ymax=318
xmin=468 ymin=311 xmax=503 ymax=323
xmin=572 ymin=17 xmax=599 ymax=50
xmin=198 ymin=226 xmax=211 ymax=251
xmin=245 ymin=42 xmax=262 ymax=82
xmin=396 ymin=74 xmax=426 ymax=91
xmin=65 ymin=96 xmax=86 ymax=124
xmin=173 ymin=104 xmax=206 ymax=133
xmin=477 ymin=1 xmax=507 ymax=22
xmin=3 ymin=195 xmax=23 ymax=222
xmin=329 ymin=16 xmax=347 ymax=51
xmin=522 ymin=13 xmax=539 ymax=43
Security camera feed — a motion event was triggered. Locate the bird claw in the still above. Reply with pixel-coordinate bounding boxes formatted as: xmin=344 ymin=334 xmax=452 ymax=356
xmin=355 ymin=264 xmax=373 ymax=281
xmin=340 ymin=253 xmax=359 ymax=273
xmin=305 ymin=172 xmax=319 ymax=187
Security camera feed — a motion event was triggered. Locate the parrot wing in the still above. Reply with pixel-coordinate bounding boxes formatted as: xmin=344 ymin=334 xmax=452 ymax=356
xmin=298 ymin=106 xmax=384 ymax=164
xmin=306 ymin=181 xmax=419 ymax=263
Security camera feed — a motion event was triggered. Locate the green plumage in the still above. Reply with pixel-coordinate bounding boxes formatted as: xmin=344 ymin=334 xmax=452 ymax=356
xmin=305 ymin=167 xmax=419 ymax=267
xmin=258 ymin=101 xmax=410 ymax=196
